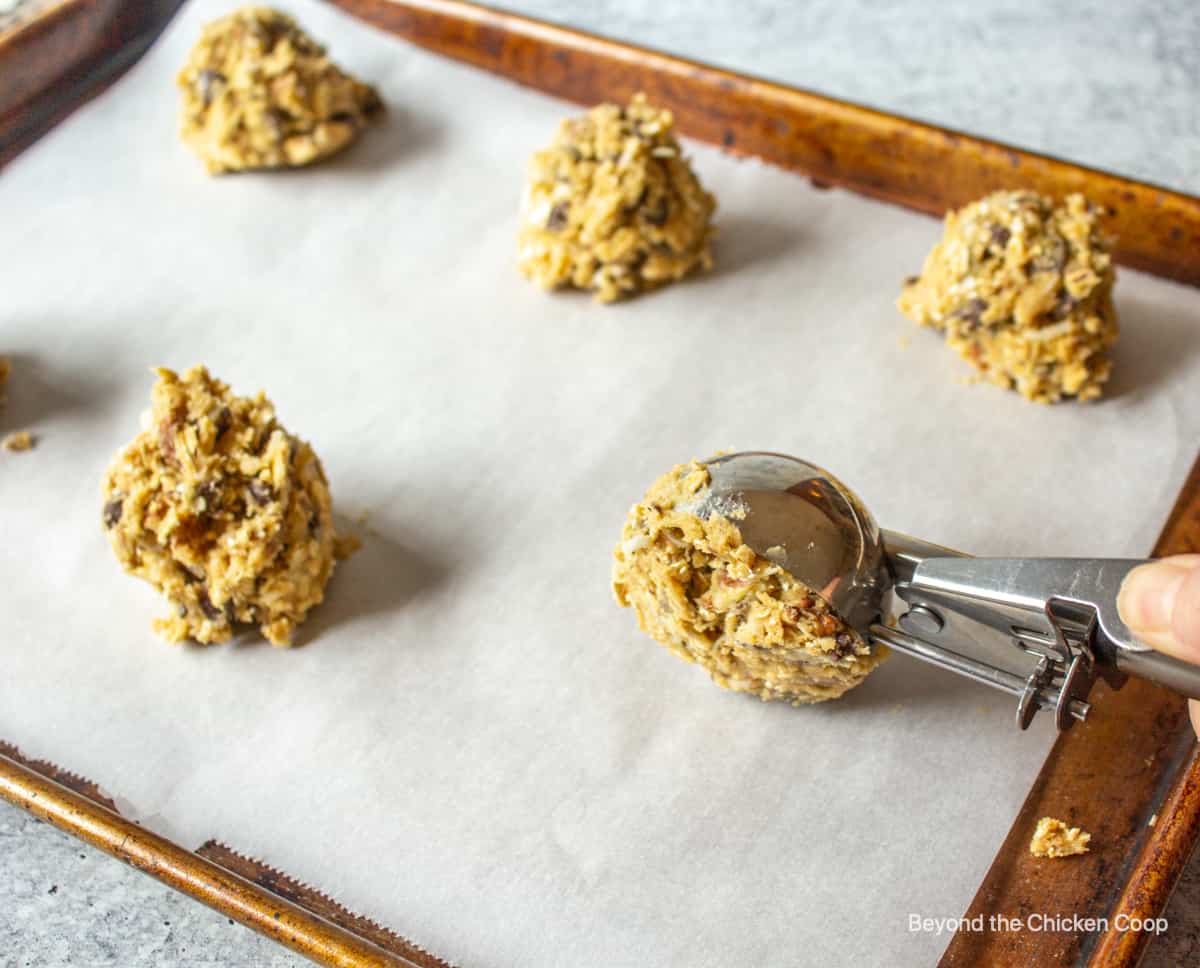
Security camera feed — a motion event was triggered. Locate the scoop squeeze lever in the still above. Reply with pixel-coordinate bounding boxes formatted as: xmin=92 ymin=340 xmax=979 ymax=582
xmin=696 ymin=451 xmax=1200 ymax=731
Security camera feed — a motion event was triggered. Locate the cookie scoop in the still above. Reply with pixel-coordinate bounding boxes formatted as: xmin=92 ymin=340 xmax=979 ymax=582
xmin=676 ymin=452 xmax=1200 ymax=729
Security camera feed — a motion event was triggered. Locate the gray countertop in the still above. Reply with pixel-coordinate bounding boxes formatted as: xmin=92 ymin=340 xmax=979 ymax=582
xmin=3 ymin=1 xmax=1199 ymax=965
xmin=517 ymin=0 xmax=1200 ymax=196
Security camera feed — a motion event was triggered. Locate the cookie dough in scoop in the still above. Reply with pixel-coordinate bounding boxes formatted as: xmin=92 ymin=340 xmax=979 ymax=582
xmin=898 ymin=190 xmax=1118 ymax=403
xmin=177 ymin=6 xmax=382 ymax=174
xmin=612 ymin=461 xmax=886 ymax=704
xmin=102 ymin=366 xmax=342 ymax=646
xmin=518 ymin=94 xmax=716 ymax=302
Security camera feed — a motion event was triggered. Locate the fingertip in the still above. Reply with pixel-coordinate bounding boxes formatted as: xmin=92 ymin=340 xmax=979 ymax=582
xmin=1118 ymin=557 xmax=1200 ymax=661
xmin=1174 ymin=561 xmax=1200 ymax=658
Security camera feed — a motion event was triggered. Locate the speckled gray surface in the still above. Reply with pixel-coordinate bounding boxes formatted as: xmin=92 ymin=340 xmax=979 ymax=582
xmin=514 ymin=0 xmax=1200 ymax=196
xmin=0 ymin=805 xmax=305 ymax=967
xmin=2 ymin=1 xmax=1199 ymax=965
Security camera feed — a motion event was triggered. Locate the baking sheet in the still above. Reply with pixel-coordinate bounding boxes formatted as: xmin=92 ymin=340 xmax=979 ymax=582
xmin=2 ymin=1 xmax=1199 ymax=964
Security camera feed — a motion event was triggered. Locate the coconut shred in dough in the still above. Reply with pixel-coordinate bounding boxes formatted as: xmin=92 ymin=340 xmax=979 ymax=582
xmin=612 ymin=461 xmax=886 ymax=704
xmin=177 ymin=6 xmax=382 ymax=174
xmin=898 ymin=190 xmax=1118 ymax=403
xmin=102 ymin=366 xmax=342 ymax=646
xmin=518 ymin=94 xmax=716 ymax=302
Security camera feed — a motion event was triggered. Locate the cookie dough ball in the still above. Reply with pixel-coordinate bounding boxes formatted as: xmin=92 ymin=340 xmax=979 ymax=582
xmin=898 ymin=190 xmax=1118 ymax=403
xmin=177 ymin=6 xmax=382 ymax=174
xmin=518 ymin=94 xmax=716 ymax=302
xmin=612 ymin=461 xmax=886 ymax=704
xmin=102 ymin=366 xmax=338 ymax=646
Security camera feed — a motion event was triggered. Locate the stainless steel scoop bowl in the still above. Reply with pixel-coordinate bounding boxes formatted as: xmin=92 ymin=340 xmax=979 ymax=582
xmin=683 ymin=452 xmax=888 ymax=633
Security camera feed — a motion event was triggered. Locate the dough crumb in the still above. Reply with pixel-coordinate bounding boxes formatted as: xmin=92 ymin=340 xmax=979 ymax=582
xmin=518 ymin=93 xmax=716 ymax=302
xmin=612 ymin=460 xmax=886 ymax=704
xmin=0 ymin=358 xmax=32 ymax=450
xmin=334 ymin=533 xmax=362 ymax=559
xmin=102 ymin=365 xmax=342 ymax=647
xmin=177 ymin=6 xmax=383 ymax=174
xmin=1030 ymin=817 xmax=1091 ymax=858
xmin=898 ymin=190 xmax=1118 ymax=403
xmin=3 ymin=430 xmax=33 ymax=452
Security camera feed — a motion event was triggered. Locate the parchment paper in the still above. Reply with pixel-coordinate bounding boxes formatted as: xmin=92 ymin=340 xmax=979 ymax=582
xmin=2 ymin=2 xmax=1199 ymax=964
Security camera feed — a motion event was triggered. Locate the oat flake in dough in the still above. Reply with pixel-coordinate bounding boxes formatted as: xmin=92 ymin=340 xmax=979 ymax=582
xmin=517 ymin=94 xmax=716 ymax=302
xmin=898 ymin=190 xmax=1118 ymax=403
xmin=177 ymin=6 xmax=382 ymax=174
xmin=102 ymin=366 xmax=343 ymax=646
xmin=612 ymin=461 xmax=887 ymax=704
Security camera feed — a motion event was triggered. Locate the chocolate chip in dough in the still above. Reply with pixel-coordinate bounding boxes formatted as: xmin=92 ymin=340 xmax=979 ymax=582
xmin=546 ymin=202 xmax=569 ymax=232
xmin=103 ymin=498 xmax=123 ymax=529
xmin=248 ymin=479 xmax=274 ymax=506
xmin=198 ymin=590 xmax=223 ymax=622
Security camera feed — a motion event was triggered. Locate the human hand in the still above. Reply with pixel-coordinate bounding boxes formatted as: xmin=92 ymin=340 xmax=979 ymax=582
xmin=1118 ymin=555 xmax=1200 ymax=735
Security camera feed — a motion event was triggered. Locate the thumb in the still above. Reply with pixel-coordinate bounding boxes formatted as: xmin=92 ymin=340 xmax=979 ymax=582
xmin=1117 ymin=555 xmax=1200 ymax=662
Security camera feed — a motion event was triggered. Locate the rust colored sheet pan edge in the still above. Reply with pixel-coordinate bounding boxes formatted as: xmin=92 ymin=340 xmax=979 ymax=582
xmin=0 ymin=747 xmax=455 ymax=968
xmin=325 ymin=0 xmax=1200 ymax=287
xmin=1086 ymin=460 xmax=1200 ymax=965
xmin=0 ymin=0 xmax=186 ymax=168
xmin=192 ymin=841 xmax=456 ymax=968
xmin=940 ymin=453 xmax=1200 ymax=968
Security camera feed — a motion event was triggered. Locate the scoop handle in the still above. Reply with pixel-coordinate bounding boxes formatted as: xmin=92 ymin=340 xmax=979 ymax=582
xmin=1056 ymin=559 xmax=1200 ymax=701
xmin=1113 ymin=647 xmax=1200 ymax=701
xmin=883 ymin=539 xmax=1200 ymax=712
